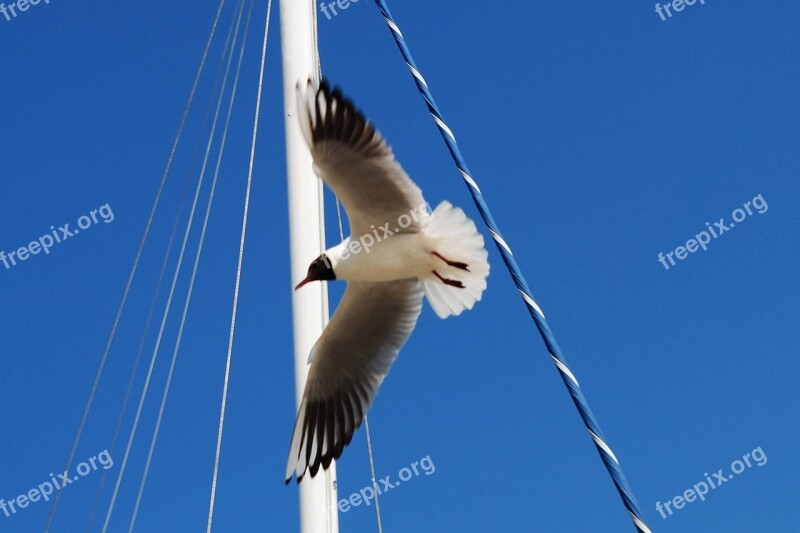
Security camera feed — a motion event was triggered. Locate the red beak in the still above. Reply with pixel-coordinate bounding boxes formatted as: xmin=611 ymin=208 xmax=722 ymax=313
xmin=295 ymin=276 xmax=312 ymax=291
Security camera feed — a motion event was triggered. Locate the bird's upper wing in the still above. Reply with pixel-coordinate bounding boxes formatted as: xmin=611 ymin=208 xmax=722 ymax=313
xmin=296 ymin=80 xmax=428 ymax=237
xmin=285 ymin=279 xmax=424 ymax=483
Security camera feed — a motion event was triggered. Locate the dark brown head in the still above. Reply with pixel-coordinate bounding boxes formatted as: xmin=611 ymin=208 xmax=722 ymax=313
xmin=295 ymin=254 xmax=336 ymax=290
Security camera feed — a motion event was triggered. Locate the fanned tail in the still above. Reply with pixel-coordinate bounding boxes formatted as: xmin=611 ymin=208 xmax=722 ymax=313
xmin=421 ymin=201 xmax=489 ymax=318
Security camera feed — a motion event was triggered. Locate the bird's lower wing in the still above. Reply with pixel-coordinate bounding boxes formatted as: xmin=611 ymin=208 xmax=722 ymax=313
xmin=285 ymin=279 xmax=424 ymax=483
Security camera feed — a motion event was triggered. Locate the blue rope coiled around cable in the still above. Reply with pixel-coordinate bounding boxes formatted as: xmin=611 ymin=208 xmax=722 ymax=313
xmin=371 ymin=2 xmax=652 ymax=531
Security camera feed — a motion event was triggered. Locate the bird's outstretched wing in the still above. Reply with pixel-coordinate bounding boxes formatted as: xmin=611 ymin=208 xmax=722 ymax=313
xmin=296 ymin=79 xmax=428 ymax=236
xmin=285 ymin=279 xmax=423 ymax=483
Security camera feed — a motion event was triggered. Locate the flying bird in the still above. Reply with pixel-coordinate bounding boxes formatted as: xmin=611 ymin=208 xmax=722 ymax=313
xmin=285 ymin=80 xmax=490 ymax=483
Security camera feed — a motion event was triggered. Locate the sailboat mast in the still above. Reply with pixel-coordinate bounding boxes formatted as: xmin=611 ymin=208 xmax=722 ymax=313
xmin=279 ymin=0 xmax=340 ymax=531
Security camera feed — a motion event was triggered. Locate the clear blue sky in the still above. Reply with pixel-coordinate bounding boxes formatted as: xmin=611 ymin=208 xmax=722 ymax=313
xmin=1 ymin=1 xmax=798 ymax=532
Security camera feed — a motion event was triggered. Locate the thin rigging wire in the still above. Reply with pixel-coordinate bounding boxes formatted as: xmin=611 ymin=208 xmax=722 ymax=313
xmin=101 ymin=3 xmax=246 ymax=530
xmin=362 ymin=417 xmax=384 ymax=533
xmin=128 ymin=0 xmax=256 ymax=529
xmin=332 ymin=186 xmax=383 ymax=533
xmin=308 ymin=5 xmax=338 ymax=528
xmin=206 ymin=0 xmax=273 ymax=529
xmin=309 ymin=0 xmax=374 ymax=525
xmin=85 ymin=10 xmax=241 ymax=531
xmin=333 ymin=197 xmax=345 ymax=240
xmin=43 ymin=1 xmax=229 ymax=530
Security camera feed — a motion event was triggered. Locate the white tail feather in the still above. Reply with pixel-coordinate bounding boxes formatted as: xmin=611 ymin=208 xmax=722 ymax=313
xmin=421 ymin=201 xmax=489 ymax=318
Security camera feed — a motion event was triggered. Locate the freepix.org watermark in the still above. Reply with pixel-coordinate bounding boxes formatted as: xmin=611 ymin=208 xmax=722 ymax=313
xmin=1 ymin=450 xmax=113 ymax=520
xmin=655 ymin=0 xmax=706 ymax=22
xmin=0 ymin=0 xmax=52 ymax=23
xmin=319 ymin=0 xmax=361 ymax=21
xmin=0 ymin=203 xmax=115 ymax=271
xmin=655 ymin=446 xmax=767 ymax=520
xmin=338 ymin=454 xmax=436 ymax=512
xmin=657 ymin=194 xmax=767 ymax=271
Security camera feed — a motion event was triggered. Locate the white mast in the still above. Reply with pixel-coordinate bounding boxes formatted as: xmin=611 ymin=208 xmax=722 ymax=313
xmin=279 ymin=1 xmax=340 ymax=531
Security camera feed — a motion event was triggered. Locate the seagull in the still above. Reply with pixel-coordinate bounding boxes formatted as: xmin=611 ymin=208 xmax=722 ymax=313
xmin=285 ymin=80 xmax=490 ymax=483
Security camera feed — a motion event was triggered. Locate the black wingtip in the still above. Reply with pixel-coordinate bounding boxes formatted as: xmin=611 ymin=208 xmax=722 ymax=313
xmin=315 ymin=78 xmax=348 ymax=108
xmin=317 ymin=78 xmax=334 ymax=102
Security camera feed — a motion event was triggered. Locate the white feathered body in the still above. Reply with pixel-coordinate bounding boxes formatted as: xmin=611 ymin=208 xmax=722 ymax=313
xmin=328 ymin=233 xmax=435 ymax=282
xmin=328 ymin=200 xmax=489 ymax=318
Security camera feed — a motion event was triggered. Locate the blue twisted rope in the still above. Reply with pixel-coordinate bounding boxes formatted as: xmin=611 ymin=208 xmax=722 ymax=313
xmin=372 ymin=2 xmax=651 ymax=531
